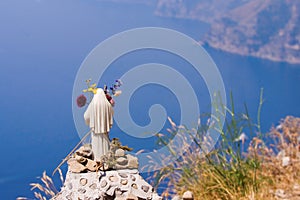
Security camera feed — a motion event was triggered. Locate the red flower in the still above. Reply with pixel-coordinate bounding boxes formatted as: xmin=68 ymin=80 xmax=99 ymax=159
xmin=76 ymin=94 xmax=87 ymax=108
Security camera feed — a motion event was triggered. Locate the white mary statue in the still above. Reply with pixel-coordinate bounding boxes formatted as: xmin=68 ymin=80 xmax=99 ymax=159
xmin=84 ymin=88 xmax=114 ymax=161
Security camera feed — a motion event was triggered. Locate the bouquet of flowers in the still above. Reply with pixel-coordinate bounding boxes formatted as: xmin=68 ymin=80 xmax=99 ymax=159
xmin=76 ymin=79 xmax=122 ymax=108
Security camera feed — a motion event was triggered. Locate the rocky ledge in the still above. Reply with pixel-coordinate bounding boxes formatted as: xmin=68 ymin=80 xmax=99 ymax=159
xmin=52 ymin=139 xmax=161 ymax=200
xmin=52 ymin=169 xmax=161 ymax=200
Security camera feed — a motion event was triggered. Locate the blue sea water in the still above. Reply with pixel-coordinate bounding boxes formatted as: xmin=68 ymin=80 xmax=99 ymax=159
xmin=0 ymin=1 xmax=299 ymax=199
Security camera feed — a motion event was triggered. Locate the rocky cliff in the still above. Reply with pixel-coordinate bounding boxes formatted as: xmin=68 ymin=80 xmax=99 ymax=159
xmin=155 ymin=0 xmax=300 ymax=64
xmin=52 ymin=141 xmax=161 ymax=200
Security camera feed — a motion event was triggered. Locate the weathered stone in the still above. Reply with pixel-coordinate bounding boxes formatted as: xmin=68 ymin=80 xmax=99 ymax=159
xmin=109 ymin=175 xmax=119 ymax=182
xmin=126 ymin=193 xmax=138 ymax=200
xmin=80 ymin=178 xmax=88 ymax=186
xmin=115 ymin=189 xmax=123 ymax=196
xmin=85 ymin=159 xmax=97 ymax=172
xmin=66 ymin=193 xmax=72 ymax=200
xmin=115 ymin=149 xmax=125 ymax=157
xmin=121 ymin=179 xmax=128 ymax=185
xmin=131 ymin=187 xmax=151 ymax=199
xmin=100 ymin=180 xmax=108 ymax=188
xmin=127 ymin=155 xmax=138 ymax=169
xmin=67 ymin=158 xmax=87 ymax=173
xmin=76 ymin=146 xmax=85 ymax=154
xmin=282 ymin=156 xmax=290 ymax=167
xmin=75 ymin=155 xmax=87 ymax=164
xmin=141 ymin=185 xmax=149 ymax=193
xmin=116 ymin=157 xmax=128 ymax=165
xmin=89 ymin=183 xmax=97 ymax=190
xmin=130 ymin=175 xmax=136 ymax=181
xmin=115 ymin=164 xmax=127 ymax=170
xmin=52 ymin=167 xmax=162 ymax=200
xmin=78 ymin=188 xmax=86 ymax=194
xmin=118 ymin=173 xmax=128 ymax=178
xmin=67 ymin=183 xmax=72 ymax=190
xmin=131 ymin=183 xmax=138 ymax=189
xmin=115 ymin=191 xmax=126 ymax=200
xmin=76 ymin=145 xmax=93 ymax=158
xmin=182 ymin=191 xmax=193 ymax=200
xmin=106 ymin=185 xmax=117 ymax=196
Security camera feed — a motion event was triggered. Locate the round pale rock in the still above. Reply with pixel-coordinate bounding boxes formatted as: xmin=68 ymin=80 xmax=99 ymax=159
xmin=127 ymin=155 xmax=139 ymax=169
xmin=282 ymin=156 xmax=290 ymax=167
xmin=116 ymin=157 xmax=128 ymax=165
xmin=115 ymin=149 xmax=125 ymax=157
xmin=119 ymin=173 xmax=128 ymax=178
xmin=182 ymin=191 xmax=193 ymax=200
xmin=131 ymin=183 xmax=138 ymax=189
xmin=80 ymin=178 xmax=88 ymax=186
xmin=121 ymin=179 xmax=128 ymax=185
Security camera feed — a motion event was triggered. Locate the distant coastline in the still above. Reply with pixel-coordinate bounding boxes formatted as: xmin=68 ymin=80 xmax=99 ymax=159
xmin=154 ymin=0 xmax=300 ymax=65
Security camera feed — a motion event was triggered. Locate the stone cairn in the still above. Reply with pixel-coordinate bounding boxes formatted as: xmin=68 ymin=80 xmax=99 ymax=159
xmin=52 ymin=138 xmax=162 ymax=200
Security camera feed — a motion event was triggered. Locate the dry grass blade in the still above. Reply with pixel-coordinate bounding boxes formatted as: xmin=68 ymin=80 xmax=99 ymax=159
xmin=20 ymin=169 xmax=63 ymax=199
xmin=34 ymin=192 xmax=46 ymax=200
xmin=147 ymin=93 xmax=300 ymax=200
xmin=58 ymin=168 xmax=64 ymax=184
xmin=30 ymin=183 xmax=45 ymax=192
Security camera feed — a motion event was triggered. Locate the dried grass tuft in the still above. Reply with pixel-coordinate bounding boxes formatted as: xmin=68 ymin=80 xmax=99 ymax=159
xmin=148 ymin=91 xmax=300 ymax=200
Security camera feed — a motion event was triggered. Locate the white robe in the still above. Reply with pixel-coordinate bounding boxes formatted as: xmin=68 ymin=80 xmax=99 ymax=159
xmin=84 ymin=88 xmax=113 ymax=161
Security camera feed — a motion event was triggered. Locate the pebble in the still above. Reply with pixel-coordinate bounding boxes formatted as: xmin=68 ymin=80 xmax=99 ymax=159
xmin=115 ymin=149 xmax=125 ymax=157
xmin=282 ymin=156 xmax=290 ymax=167
xmin=116 ymin=157 xmax=128 ymax=165
xmin=121 ymin=179 xmax=128 ymax=185
xmin=131 ymin=183 xmax=138 ymax=189
xmin=119 ymin=173 xmax=128 ymax=178
xmin=80 ymin=178 xmax=88 ymax=186
xmin=183 ymin=191 xmax=193 ymax=200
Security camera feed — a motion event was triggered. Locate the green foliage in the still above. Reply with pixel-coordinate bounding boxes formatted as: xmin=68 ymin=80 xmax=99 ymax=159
xmin=149 ymin=90 xmax=267 ymax=199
